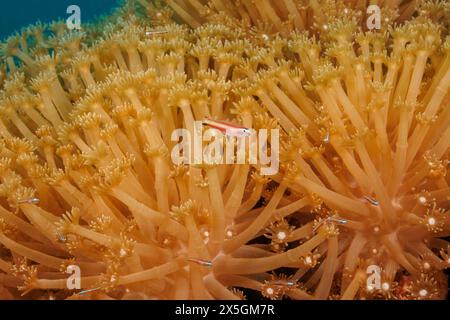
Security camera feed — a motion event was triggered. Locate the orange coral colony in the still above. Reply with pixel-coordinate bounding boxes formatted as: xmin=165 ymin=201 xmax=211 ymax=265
xmin=0 ymin=0 xmax=449 ymax=300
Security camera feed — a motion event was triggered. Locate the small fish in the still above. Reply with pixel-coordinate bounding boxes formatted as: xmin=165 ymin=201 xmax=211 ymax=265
xmin=77 ymin=287 xmax=101 ymax=295
xmin=329 ymin=217 xmax=348 ymax=225
xmin=203 ymin=118 xmax=252 ymax=137
xmin=313 ymin=216 xmax=348 ymax=232
xmin=187 ymin=258 xmax=213 ymax=267
xmin=18 ymin=198 xmax=40 ymax=205
xmin=364 ymin=196 xmax=379 ymax=206
xmin=56 ymin=232 xmax=67 ymax=243
xmin=323 ymin=132 xmax=329 ymax=144
xmin=272 ymin=280 xmax=296 ymax=286
xmin=145 ymin=30 xmax=168 ymax=36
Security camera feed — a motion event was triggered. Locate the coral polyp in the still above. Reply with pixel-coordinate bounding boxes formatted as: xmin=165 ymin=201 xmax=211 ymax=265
xmin=0 ymin=0 xmax=449 ymax=300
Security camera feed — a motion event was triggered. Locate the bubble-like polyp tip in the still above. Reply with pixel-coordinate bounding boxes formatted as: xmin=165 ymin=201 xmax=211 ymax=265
xmin=17 ymin=198 xmax=40 ymax=205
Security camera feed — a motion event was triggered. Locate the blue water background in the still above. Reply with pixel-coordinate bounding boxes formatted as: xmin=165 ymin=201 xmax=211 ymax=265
xmin=0 ymin=1 xmax=119 ymax=40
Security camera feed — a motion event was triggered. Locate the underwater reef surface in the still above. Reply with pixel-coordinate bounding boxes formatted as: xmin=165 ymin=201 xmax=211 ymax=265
xmin=0 ymin=0 xmax=449 ymax=300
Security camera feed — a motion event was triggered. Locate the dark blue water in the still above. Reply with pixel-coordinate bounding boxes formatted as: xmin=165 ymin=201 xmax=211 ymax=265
xmin=0 ymin=0 xmax=119 ymax=40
